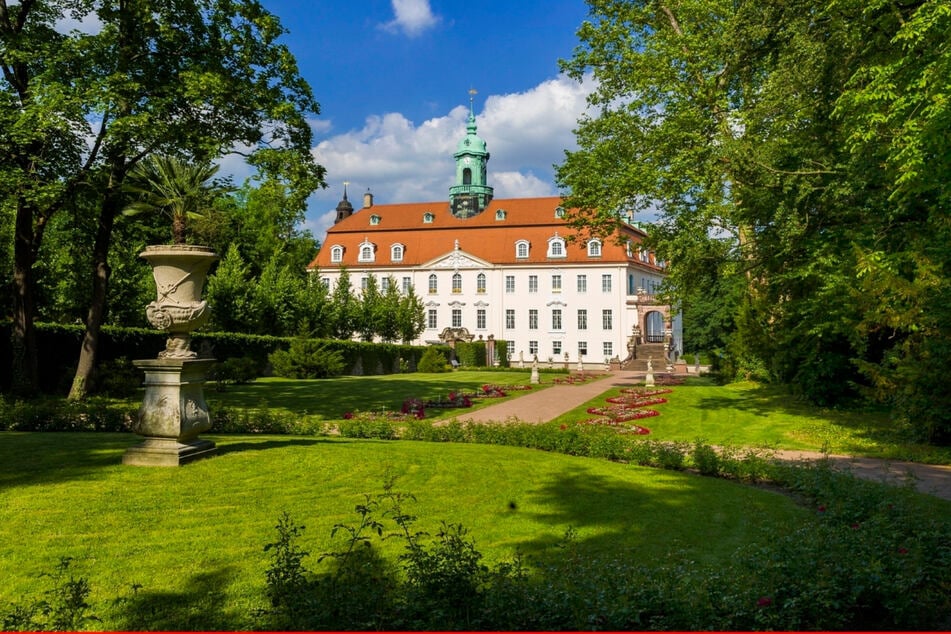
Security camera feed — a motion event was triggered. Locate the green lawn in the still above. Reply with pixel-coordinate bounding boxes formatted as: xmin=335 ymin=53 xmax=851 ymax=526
xmin=0 ymin=432 xmax=808 ymax=630
xmin=208 ymin=373 xmax=950 ymax=464
xmin=207 ymin=371 xmax=551 ymax=422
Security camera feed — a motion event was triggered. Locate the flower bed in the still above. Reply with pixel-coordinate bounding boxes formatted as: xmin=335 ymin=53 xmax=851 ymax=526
xmin=552 ymin=373 xmax=597 ymax=385
xmin=605 ymin=395 xmax=668 ymax=407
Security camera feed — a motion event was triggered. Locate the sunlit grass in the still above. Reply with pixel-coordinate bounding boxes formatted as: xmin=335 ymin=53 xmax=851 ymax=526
xmin=0 ymin=432 xmax=810 ymax=629
xmin=552 ymin=378 xmax=951 ymax=464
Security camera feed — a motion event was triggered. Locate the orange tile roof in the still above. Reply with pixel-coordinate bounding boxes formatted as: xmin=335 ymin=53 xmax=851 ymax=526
xmin=308 ymin=196 xmax=662 ymax=271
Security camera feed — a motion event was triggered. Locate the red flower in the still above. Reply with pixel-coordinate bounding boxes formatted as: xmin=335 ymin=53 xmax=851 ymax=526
xmin=817 ymin=505 xmax=826 ymax=512
xmin=559 ymin=424 xmax=568 ymax=430
xmin=851 ymin=522 xmax=861 ymax=530
xmin=343 ymin=412 xmax=353 ymax=419
xmin=757 ymin=596 xmax=773 ymax=607
xmin=898 ymin=547 xmax=908 ymax=554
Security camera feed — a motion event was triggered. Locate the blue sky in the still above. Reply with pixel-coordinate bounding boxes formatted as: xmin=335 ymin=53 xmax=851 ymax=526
xmin=245 ymin=0 xmax=596 ymax=241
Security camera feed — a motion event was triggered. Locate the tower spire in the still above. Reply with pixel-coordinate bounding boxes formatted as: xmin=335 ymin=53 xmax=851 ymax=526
xmin=450 ymin=89 xmax=493 ymax=218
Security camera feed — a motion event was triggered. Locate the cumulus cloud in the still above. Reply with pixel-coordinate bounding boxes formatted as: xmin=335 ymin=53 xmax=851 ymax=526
xmin=381 ymin=0 xmax=440 ymax=37
xmin=299 ymin=74 xmax=596 ymax=242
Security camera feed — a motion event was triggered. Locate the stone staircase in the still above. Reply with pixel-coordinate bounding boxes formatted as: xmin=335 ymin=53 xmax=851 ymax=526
xmin=621 ymin=342 xmax=666 ymax=371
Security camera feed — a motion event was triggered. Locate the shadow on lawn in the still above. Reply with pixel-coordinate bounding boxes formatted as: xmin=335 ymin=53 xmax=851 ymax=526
xmin=215 ymin=437 xmax=327 ymax=457
xmin=108 ymin=565 xmax=241 ymax=631
xmin=514 ymin=463 xmax=781 ymax=566
xmin=692 ymin=383 xmax=907 ymax=450
xmin=0 ymin=432 xmax=134 ymax=491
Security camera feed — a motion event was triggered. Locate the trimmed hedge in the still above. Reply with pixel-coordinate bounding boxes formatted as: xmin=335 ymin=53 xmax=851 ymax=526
xmin=0 ymin=322 xmax=450 ymax=393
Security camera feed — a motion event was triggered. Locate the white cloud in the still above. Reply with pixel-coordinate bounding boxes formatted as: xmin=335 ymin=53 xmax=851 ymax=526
xmin=304 ymin=74 xmax=595 ymax=242
xmin=381 ymin=0 xmax=440 ymax=37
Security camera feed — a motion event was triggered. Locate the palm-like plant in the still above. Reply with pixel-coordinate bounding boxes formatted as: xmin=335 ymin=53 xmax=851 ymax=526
xmin=123 ymin=155 xmax=222 ymax=244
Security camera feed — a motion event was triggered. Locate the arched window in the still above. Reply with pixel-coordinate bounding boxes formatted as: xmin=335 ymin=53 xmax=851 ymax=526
xmin=423 ymin=212 xmax=435 ymax=223
xmin=476 ymin=272 xmax=486 ymax=293
xmin=515 ymin=240 xmax=530 ymax=259
xmin=428 ymin=273 xmax=438 ymax=294
xmin=463 ymin=168 xmax=472 ymax=185
xmin=547 ymin=236 xmax=566 ymax=258
xmin=554 ymin=206 xmax=566 ymax=218
xmin=587 ymin=239 xmax=602 ymax=257
xmin=495 ymin=209 xmax=507 ymax=221
xmin=369 ymin=214 xmax=381 ymax=225
xmin=358 ymin=243 xmax=375 ymax=262
xmin=452 ymin=272 xmax=462 ymax=293
xmin=330 ymin=245 xmax=344 ymax=263
xmin=390 ymin=244 xmax=404 ymax=262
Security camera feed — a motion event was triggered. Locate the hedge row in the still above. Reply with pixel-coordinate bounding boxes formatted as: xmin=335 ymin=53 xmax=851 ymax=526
xmin=0 ymin=322 xmax=448 ymax=393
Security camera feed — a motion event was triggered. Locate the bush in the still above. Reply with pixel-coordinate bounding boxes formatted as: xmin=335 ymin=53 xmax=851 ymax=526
xmin=416 ymin=347 xmax=449 ymax=373
xmin=209 ymin=356 xmax=260 ymax=390
xmin=269 ymin=340 xmax=346 ymax=379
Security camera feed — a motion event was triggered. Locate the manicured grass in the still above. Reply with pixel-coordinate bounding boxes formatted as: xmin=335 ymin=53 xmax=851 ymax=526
xmin=0 ymin=432 xmax=810 ymax=630
xmin=207 ymin=371 xmax=550 ymax=422
xmin=552 ymin=378 xmax=951 ymax=464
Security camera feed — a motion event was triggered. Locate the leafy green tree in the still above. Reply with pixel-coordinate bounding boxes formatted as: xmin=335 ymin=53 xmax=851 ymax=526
xmin=205 ymin=244 xmax=256 ymax=333
xmin=355 ymin=275 xmax=381 ymax=342
xmin=297 ymin=273 xmax=333 ymax=340
xmin=251 ymin=258 xmax=306 ymax=336
xmin=2 ymin=0 xmax=325 ymax=397
xmin=397 ymin=286 xmax=426 ymax=345
xmin=329 ymin=268 xmax=357 ymax=341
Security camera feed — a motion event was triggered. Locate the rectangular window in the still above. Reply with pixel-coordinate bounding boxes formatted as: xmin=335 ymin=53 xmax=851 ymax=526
xmin=528 ymin=309 xmax=538 ymax=330
xmin=505 ymin=309 xmax=515 ymax=329
xmin=603 ymin=341 xmax=613 ymax=357
xmin=553 ymin=340 xmax=562 ymax=355
xmin=577 ymin=274 xmax=587 ymax=293
xmin=577 ymin=309 xmax=588 ymax=330
xmin=528 ymin=275 xmax=538 ymax=293
xmin=529 ymin=340 xmax=538 ymax=355
xmin=429 ymin=275 xmax=438 ymax=294
xmin=427 ymin=309 xmax=437 ymax=329
xmin=476 ymin=308 xmax=486 ymax=330
xmin=452 ymin=308 xmax=462 ymax=328
xmin=505 ymin=275 xmax=515 ymax=293
xmin=551 ymin=274 xmax=562 ymax=292
xmin=578 ymin=341 xmax=588 ymax=356
xmin=361 ymin=277 xmax=369 ymax=291
xmin=321 ymin=277 xmax=330 ymax=288
xmin=552 ymin=308 xmax=563 ymax=331
xmin=402 ymin=276 xmax=411 ymax=293
xmin=381 ymin=276 xmax=390 ymax=291
xmin=602 ymin=274 xmax=612 ymax=293
xmin=602 ymin=309 xmax=613 ymax=330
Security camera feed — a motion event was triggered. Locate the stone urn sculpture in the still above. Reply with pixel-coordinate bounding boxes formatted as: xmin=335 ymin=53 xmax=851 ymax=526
xmin=123 ymin=244 xmax=219 ymax=467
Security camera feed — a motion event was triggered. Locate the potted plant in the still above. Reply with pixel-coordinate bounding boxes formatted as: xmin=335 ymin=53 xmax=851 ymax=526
xmin=121 ymin=155 xmax=224 ymax=466
xmin=124 ymin=155 xmax=222 ymax=358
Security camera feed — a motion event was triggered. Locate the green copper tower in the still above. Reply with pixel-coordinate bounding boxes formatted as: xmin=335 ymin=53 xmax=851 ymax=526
xmin=450 ymin=89 xmax=493 ymax=218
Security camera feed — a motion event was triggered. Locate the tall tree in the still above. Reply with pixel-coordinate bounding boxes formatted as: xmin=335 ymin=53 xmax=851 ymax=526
xmin=2 ymin=0 xmax=324 ymax=396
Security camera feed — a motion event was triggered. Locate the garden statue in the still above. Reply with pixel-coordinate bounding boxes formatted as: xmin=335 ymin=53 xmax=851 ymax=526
xmin=530 ymin=354 xmax=540 ymax=384
xmin=645 ymin=356 xmax=655 ymax=388
xmin=122 ymin=156 xmax=221 ymax=467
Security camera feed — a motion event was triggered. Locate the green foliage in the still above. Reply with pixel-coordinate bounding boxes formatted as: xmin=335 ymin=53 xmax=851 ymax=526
xmin=557 ymin=0 xmax=951 ymax=442
xmin=454 ymin=341 xmax=486 ymax=367
xmin=417 ymin=347 xmax=450 ymax=373
xmin=0 ymin=395 xmax=133 ymax=432
xmin=2 ymin=557 xmax=99 ymax=632
xmin=209 ymin=356 xmax=260 ymax=390
xmin=269 ymin=340 xmax=346 ymax=379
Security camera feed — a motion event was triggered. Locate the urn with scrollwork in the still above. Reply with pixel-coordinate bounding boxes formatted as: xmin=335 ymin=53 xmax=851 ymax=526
xmin=141 ymin=245 xmax=218 ymax=358
xmin=124 ymin=245 xmax=219 ymax=467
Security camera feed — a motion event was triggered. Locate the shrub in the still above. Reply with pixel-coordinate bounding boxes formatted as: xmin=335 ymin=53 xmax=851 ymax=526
xmin=416 ymin=347 xmax=449 ymax=373
xmin=269 ymin=340 xmax=346 ymax=379
xmin=691 ymin=441 xmax=720 ymax=476
xmin=209 ymin=356 xmax=260 ymax=390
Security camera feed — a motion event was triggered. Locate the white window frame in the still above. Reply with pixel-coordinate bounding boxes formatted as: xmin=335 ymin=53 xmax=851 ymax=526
xmin=428 ymin=273 xmax=438 ymax=294
xmin=390 ymin=243 xmax=404 ymax=262
xmin=587 ymin=239 xmax=602 ymax=257
xmin=515 ymin=240 xmax=530 ymax=259
xmin=476 ymin=272 xmax=486 ymax=293
xmin=547 ymin=236 xmax=566 ymax=258
xmin=358 ymin=241 xmax=375 ymax=263
xmin=330 ymin=245 xmax=344 ymax=263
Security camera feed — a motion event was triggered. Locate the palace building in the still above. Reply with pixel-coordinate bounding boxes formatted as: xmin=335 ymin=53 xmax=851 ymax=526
xmin=308 ymin=99 xmax=680 ymax=368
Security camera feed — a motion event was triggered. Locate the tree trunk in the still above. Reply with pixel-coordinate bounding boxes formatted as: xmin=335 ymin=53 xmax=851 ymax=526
xmin=11 ymin=199 xmax=39 ymax=396
xmin=68 ymin=167 xmax=124 ymax=401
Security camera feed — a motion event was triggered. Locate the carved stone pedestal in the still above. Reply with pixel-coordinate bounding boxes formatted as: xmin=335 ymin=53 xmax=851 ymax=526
xmin=123 ymin=358 xmax=217 ymax=467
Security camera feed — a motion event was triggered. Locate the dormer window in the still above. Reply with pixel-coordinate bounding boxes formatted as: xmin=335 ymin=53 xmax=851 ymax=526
xmin=423 ymin=212 xmax=435 ymax=223
xmin=369 ymin=214 xmax=381 ymax=225
xmin=330 ymin=245 xmax=344 ymax=263
xmin=391 ymin=243 xmax=405 ymax=262
xmin=495 ymin=209 xmax=507 ymax=221
xmin=547 ymin=235 xmax=566 ymax=258
xmin=358 ymin=240 xmax=376 ymax=263
xmin=587 ymin=239 xmax=602 ymax=257
xmin=554 ymin=206 xmax=566 ymax=219
xmin=515 ymin=240 xmax=530 ymax=259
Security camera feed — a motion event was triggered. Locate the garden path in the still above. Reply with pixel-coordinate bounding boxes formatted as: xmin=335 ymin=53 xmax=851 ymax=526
xmin=450 ymin=370 xmax=951 ymax=502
